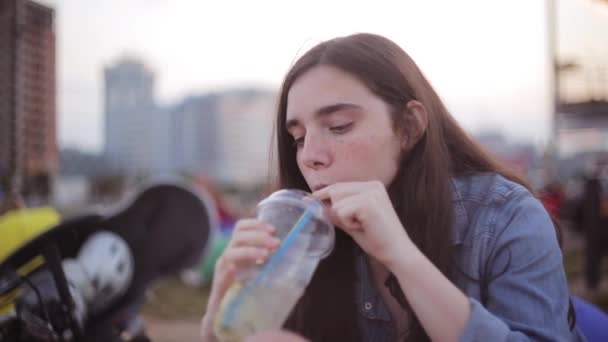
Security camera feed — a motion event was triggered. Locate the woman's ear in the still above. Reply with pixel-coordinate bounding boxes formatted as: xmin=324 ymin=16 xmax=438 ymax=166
xmin=401 ymin=100 xmax=429 ymax=150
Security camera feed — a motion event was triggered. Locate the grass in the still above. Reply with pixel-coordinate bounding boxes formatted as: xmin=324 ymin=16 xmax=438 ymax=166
xmin=142 ymin=275 xmax=211 ymax=320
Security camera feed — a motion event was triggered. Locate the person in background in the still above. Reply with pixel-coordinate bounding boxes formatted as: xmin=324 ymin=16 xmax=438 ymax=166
xmin=539 ymin=180 xmax=565 ymax=218
xmin=580 ymin=157 xmax=608 ymax=291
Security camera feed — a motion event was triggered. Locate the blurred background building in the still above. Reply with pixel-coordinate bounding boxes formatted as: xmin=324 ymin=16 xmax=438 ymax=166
xmin=551 ymin=0 xmax=608 ymax=176
xmin=104 ymin=58 xmax=171 ymax=176
xmin=0 ymin=0 xmax=57 ymax=204
xmin=169 ymin=94 xmax=221 ymax=179
xmin=216 ymin=89 xmax=276 ymax=187
xmin=102 ymin=58 xmax=276 ymax=188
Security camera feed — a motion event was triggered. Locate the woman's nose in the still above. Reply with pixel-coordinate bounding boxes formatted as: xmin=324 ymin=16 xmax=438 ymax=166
xmin=300 ymin=136 xmax=331 ymax=170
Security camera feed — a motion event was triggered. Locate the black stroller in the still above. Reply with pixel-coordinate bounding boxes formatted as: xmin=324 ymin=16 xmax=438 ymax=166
xmin=0 ymin=182 xmax=214 ymax=341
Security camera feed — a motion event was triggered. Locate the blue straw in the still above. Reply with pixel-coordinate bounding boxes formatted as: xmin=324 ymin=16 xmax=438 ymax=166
xmin=221 ymin=202 xmax=319 ymax=328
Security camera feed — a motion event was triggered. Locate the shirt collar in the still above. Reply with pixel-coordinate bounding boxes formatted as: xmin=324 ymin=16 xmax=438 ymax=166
xmin=355 ymin=249 xmax=393 ymax=322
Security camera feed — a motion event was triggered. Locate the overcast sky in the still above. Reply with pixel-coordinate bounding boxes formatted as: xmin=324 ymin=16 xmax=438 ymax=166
xmin=39 ymin=0 xmax=608 ymax=153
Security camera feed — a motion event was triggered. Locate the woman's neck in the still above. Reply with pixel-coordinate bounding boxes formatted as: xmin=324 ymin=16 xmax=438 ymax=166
xmin=366 ymin=254 xmax=410 ymax=339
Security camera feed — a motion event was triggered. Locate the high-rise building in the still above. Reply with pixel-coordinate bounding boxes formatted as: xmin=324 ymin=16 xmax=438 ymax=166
xmin=103 ymin=58 xmax=170 ymax=175
xmin=216 ymin=89 xmax=276 ymax=187
xmin=170 ymin=94 xmax=221 ymax=177
xmin=0 ymin=0 xmax=57 ymax=200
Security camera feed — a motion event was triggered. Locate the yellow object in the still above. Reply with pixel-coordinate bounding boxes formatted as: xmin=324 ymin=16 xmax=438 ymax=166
xmin=215 ymin=282 xmax=244 ymax=342
xmin=0 ymin=207 xmax=61 ymax=315
xmin=0 ymin=207 xmax=61 ymax=262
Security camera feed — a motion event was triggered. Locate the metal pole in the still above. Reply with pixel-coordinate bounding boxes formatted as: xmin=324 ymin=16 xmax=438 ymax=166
xmin=548 ymin=0 xmax=559 ymax=142
xmin=545 ymin=0 xmax=559 ymax=182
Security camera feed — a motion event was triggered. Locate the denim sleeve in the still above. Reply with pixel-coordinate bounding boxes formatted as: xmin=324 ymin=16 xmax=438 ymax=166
xmin=459 ymin=190 xmax=582 ymax=342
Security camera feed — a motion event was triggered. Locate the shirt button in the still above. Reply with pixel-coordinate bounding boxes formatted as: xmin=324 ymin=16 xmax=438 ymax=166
xmin=364 ymin=302 xmax=373 ymax=311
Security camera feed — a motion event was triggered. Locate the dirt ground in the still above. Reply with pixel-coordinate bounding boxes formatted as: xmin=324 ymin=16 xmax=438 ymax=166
xmin=144 ymin=316 xmax=202 ymax=342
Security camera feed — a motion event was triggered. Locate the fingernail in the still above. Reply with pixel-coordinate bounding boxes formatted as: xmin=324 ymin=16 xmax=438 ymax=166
xmin=255 ymin=258 xmax=264 ymax=265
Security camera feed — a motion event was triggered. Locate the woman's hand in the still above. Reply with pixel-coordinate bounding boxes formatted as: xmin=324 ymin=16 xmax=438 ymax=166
xmin=200 ymin=219 xmax=280 ymax=341
xmin=312 ymin=181 xmax=415 ymax=268
xmin=314 ymin=181 xmax=471 ymax=342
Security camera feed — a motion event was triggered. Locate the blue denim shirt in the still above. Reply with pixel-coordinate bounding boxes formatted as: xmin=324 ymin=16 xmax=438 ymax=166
xmin=356 ymin=173 xmax=586 ymax=341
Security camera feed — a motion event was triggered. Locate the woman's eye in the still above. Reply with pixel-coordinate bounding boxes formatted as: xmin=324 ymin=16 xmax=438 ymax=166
xmin=330 ymin=123 xmax=353 ymax=134
xmin=293 ymin=137 xmax=304 ymax=148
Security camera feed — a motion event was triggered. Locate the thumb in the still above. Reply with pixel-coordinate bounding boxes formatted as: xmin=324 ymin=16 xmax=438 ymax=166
xmin=207 ymin=261 xmax=237 ymax=315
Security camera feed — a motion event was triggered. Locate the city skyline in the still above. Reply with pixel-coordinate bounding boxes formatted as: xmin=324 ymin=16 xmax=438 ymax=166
xmin=41 ymin=0 xmax=608 ymax=153
xmin=102 ymin=57 xmax=277 ymax=185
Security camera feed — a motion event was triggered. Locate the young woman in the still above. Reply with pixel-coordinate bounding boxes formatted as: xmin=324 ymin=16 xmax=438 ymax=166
xmin=201 ymin=33 xmax=585 ymax=341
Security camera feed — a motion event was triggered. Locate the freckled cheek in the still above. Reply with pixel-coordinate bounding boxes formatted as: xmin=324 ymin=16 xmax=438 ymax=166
xmin=334 ymin=139 xmax=378 ymax=168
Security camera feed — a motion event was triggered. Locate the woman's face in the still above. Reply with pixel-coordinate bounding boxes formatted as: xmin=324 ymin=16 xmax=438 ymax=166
xmin=286 ymin=65 xmax=404 ymax=192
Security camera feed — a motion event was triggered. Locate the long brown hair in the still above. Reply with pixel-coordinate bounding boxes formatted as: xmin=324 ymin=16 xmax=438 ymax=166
xmin=273 ymin=33 xmax=568 ymax=341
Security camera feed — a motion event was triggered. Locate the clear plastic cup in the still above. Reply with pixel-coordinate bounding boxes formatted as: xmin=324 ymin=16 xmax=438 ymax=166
xmin=214 ymin=189 xmax=334 ymax=341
